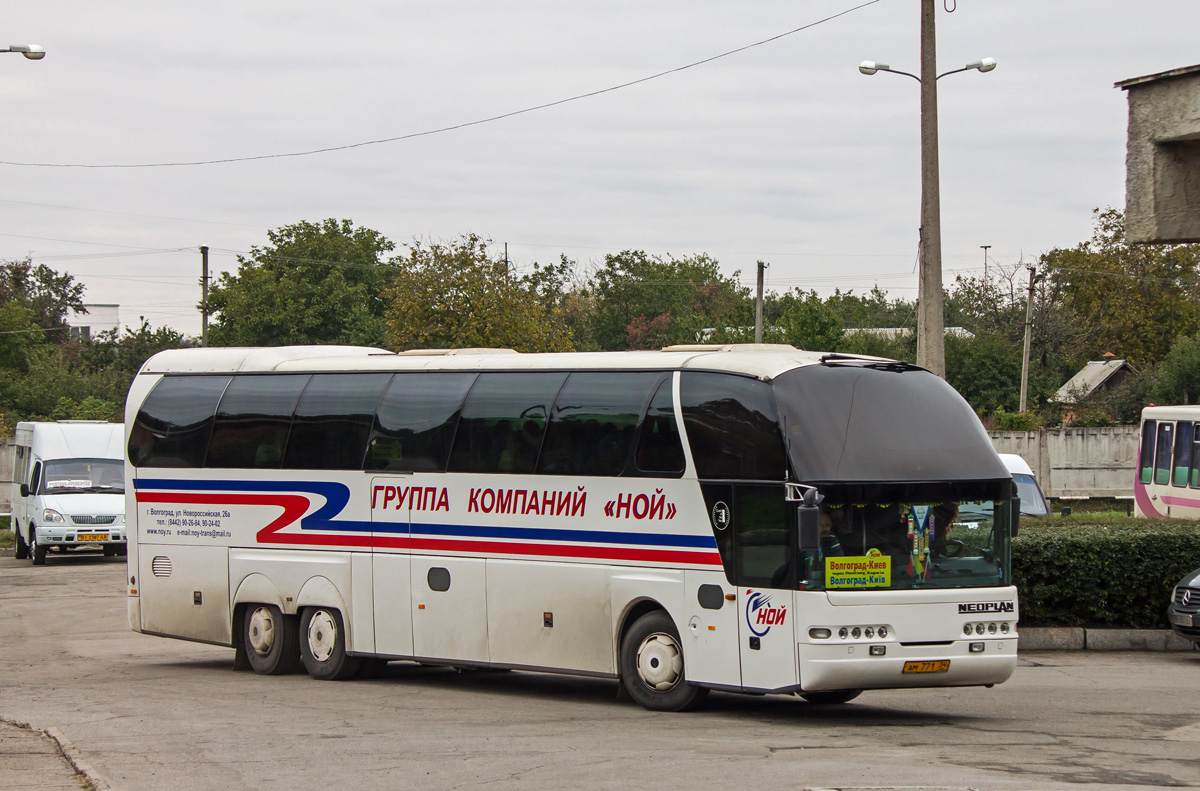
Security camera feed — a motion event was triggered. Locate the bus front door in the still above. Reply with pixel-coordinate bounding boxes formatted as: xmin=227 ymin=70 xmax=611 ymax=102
xmin=371 ymin=477 xmax=413 ymax=657
xmin=738 ymin=585 xmax=799 ymax=693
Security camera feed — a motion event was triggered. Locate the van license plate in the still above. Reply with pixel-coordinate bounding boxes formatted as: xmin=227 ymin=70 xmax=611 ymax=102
xmin=903 ymin=660 xmax=950 ymax=674
xmin=1172 ymin=612 xmax=1195 ymax=627
xmin=77 ymin=533 xmax=106 ymax=541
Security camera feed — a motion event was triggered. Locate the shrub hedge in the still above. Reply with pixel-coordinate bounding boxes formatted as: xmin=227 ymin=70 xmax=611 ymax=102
xmin=1013 ymin=518 xmax=1200 ymax=628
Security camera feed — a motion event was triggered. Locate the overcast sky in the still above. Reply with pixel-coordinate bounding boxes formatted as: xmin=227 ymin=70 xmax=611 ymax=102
xmin=3 ymin=1 xmax=1198 ymax=338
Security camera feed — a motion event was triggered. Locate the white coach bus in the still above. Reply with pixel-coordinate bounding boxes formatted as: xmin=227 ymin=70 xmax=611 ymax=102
xmin=124 ymin=344 xmax=1019 ymax=711
xmin=1134 ymin=405 xmax=1200 ymax=519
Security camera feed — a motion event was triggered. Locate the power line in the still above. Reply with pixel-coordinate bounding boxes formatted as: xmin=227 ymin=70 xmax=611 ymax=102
xmin=0 ymin=0 xmax=881 ymax=170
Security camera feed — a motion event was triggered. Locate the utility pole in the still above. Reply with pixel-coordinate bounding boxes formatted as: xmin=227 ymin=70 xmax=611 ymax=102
xmin=200 ymin=246 xmax=209 ymax=346
xmin=755 ymin=261 xmax=766 ymax=343
xmin=981 ymin=245 xmax=991 ymax=280
xmin=916 ymin=0 xmax=945 ymax=378
xmin=1018 ymin=263 xmax=1041 ymax=413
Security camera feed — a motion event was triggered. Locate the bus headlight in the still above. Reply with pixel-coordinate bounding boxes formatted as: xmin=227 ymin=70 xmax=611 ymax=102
xmin=42 ymin=509 xmax=64 ymax=523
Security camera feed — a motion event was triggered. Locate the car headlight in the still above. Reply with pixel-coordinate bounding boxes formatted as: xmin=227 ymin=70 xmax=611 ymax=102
xmin=42 ymin=509 xmax=65 ymax=523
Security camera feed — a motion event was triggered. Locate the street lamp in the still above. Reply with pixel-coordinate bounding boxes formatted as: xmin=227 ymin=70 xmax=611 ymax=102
xmin=859 ymin=50 xmax=995 ymax=377
xmin=4 ymin=45 xmax=46 ymax=60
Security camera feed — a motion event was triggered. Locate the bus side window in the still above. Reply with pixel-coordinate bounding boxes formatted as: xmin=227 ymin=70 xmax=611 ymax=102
xmin=632 ymin=378 xmax=685 ymax=477
xmin=368 ymin=373 xmax=476 ymax=472
xmin=129 ymin=375 xmax=231 ymax=468
xmin=448 ymin=372 xmax=567 ymax=475
xmin=1154 ymin=421 xmax=1175 ymax=486
xmin=1139 ymin=419 xmax=1156 ymax=485
xmin=283 ymin=373 xmax=391 ymax=470
xmin=206 ymin=374 xmax=310 ymax=469
xmin=679 ymin=372 xmax=786 ymax=481
xmin=538 ymin=372 xmax=658 ymax=476
xmin=1191 ymin=422 xmax=1200 ymax=489
xmin=1173 ymin=421 xmax=1194 ymax=487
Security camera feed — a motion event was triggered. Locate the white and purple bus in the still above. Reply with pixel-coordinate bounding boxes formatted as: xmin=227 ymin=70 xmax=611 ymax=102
xmin=125 ymin=344 xmax=1019 ymax=711
xmin=1134 ymin=405 xmax=1200 ymax=519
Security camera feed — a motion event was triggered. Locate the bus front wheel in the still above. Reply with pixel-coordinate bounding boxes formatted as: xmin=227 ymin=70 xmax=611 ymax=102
xmin=244 ymin=604 xmax=300 ymax=675
xmin=620 ymin=610 xmax=708 ymax=712
xmin=300 ymin=607 xmax=361 ymax=681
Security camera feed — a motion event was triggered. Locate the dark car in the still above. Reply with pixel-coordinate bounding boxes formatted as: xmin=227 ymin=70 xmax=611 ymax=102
xmin=1168 ymin=568 xmax=1200 ymax=647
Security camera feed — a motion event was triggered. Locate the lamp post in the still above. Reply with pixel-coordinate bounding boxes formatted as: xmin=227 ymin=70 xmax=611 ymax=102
xmin=860 ymin=25 xmax=995 ymax=379
xmin=3 ymin=44 xmax=46 ymax=60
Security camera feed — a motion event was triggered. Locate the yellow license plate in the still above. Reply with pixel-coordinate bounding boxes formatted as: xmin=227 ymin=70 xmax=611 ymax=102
xmin=77 ymin=533 xmax=106 ymax=541
xmin=902 ymin=660 xmax=950 ymax=674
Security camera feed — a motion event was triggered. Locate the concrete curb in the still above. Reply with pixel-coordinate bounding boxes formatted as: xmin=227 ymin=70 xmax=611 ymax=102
xmin=0 ymin=715 xmax=111 ymax=791
xmin=1020 ymin=627 xmax=1197 ymax=651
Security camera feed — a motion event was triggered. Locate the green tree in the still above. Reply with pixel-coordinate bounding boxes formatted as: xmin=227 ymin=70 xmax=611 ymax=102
xmin=0 ymin=258 xmax=86 ymax=343
xmin=587 ymin=251 xmax=750 ymax=350
xmin=1151 ymin=332 xmax=1200 ymax=406
xmin=207 ymin=219 xmax=398 ymax=347
xmin=0 ymin=302 xmax=41 ymax=372
xmin=1043 ymin=208 xmax=1200 ymax=367
xmin=77 ymin=318 xmax=188 ymax=379
xmin=774 ymin=289 xmax=844 ymax=351
xmin=383 ymin=234 xmax=573 ymax=352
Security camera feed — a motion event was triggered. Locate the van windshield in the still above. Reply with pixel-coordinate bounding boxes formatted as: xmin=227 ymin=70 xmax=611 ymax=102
xmin=41 ymin=459 xmax=125 ymax=495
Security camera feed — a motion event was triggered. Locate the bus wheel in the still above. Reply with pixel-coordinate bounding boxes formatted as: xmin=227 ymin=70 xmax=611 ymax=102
xmin=300 ymin=607 xmax=361 ymax=681
xmin=799 ymin=689 xmax=862 ymax=705
xmin=14 ymin=526 xmax=28 ymax=560
xmin=244 ymin=604 xmax=300 ymax=675
xmin=620 ymin=610 xmax=708 ymax=712
xmin=31 ymin=534 xmax=47 ymax=566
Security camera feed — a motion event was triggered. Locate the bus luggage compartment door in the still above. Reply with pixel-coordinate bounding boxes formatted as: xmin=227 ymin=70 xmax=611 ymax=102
xmin=371 ymin=477 xmax=413 ymax=657
xmin=738 ymin=586 xmax=798 ymax=692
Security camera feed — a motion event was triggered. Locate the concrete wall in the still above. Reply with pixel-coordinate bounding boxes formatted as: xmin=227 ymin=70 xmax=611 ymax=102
xmin=989 ymin=426 xmax=1139 ymax=499
xmin=0 ymin=437 xmax=13 ymax=513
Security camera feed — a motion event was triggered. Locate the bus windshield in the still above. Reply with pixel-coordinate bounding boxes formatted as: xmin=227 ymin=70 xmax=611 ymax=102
xmin=800 ymin=483 xmax=1012 ymax=591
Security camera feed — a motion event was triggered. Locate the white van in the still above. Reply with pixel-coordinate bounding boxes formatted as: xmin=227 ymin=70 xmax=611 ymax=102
xmin=999 ymin=453 xmax=1050 ymax=517
xmin=10 ymin=421 xmax=127 ymax=565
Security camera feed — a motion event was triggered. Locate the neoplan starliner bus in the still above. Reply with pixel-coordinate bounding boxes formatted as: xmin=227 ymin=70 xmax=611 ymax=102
xmin=125 ymin=344 xmax=1020 ymax=711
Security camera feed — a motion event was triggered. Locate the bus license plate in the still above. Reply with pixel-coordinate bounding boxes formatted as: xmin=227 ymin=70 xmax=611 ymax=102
xmin=77 ymin=533 xmax=106 ymax=542
xmin=1171 ymin=612 xmax=1195 ymax=628
xmin=903 ymin=660 xmax=950 ymax=674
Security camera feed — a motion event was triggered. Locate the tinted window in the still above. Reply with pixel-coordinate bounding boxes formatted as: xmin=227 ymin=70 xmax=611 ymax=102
xmin=129 ymin=375 xmax=231 ymax=468
xmin=207 ymin=375 xmax=310 ymax=469
xmin=680 ymin=372 xmax=786 ymax=480
xmin=283 ymin=373 xmax=391 ymax=470
xmin=1173 ymin=421 xmax=1194 ymax=488
xmin=633 ymin=378 xmax=685 ymax=476
xmin=538 ymin=372 xmax=658 ymax=476
xmin=1139 ymin=419 xmax=1156 ymax=485
xmin=448 ymin=372 xmax=567 ymax=474
xmin=1155 ymin=421 xmax=1174 ymax=486
xmin=368 ymin=373 xmax=476 ymax=472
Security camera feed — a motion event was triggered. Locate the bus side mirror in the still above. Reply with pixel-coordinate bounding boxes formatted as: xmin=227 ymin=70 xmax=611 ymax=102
xmin=797 ymin=488 xmax=822 ymax=551
xmin=20 ymin=483 xmax=29 ymax=498
xmin=1010 ymin=496 xmax=1021 ymax=538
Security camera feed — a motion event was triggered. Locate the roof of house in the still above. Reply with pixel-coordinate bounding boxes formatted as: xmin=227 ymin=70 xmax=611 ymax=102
xmin=1051 ymin=359 xmax=1136 ymax=404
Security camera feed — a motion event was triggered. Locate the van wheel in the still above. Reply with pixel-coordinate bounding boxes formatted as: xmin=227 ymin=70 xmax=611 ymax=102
xmin=300 ymin=607 xmax=360 ymax=680
xmin=244 ymin=605 xmax=301 ymax=675
xmin=31 ymin=535 xmax=47 ymax=566
xmin=619 ymin=610 xmax=708 ymax=712
xmin=14 ymin=526 xmax=28 ymax=560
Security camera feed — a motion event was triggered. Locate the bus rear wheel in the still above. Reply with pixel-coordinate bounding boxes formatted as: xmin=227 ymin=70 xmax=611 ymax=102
xmin=620 ymin=610 xmax=708 ymax=712
xmin=300 ymin=607 xmax=360 ymax=680
xmin=798 ymin=689 xmax=862 ymax=705
xmin=244 ymin=604 xmax=300 ymax=675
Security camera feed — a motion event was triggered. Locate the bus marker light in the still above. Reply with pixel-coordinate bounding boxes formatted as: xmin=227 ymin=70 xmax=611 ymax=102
xmin=418 ymin=604 xmax=425 ymax=610
xmin=838 ymin=628 xmax=848 ymax=639
xmin=970 ymin=642 xmax=985 ymax=652
xmin=869 ymin=645 xmax=886 ymax=656
xmin=724 ymin=594 xmax=736 ymax=601
xmin=708 ymin=625 xmax=716 ymax=631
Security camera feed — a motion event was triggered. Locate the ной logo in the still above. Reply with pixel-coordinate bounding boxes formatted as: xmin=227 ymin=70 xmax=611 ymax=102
xmin=745 ymin=589 xmax=787 ymax=637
